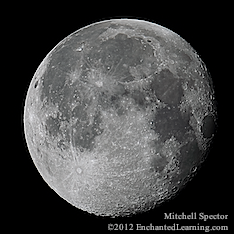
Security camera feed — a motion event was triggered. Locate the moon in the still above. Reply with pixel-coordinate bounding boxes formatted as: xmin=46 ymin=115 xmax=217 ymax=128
xmin=24 ymin=19 xmax=217 ymax=217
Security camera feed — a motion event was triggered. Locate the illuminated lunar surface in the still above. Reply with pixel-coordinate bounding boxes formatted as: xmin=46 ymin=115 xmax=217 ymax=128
xmin=24 ymin=19 xmax=217 ymax=217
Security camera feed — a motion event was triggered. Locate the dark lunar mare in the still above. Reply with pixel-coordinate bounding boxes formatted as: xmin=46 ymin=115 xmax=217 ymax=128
xmin=72 ymin=111 xmax=104 ymax=152
xmin=201 ymin=114 xmax=216 ymax=139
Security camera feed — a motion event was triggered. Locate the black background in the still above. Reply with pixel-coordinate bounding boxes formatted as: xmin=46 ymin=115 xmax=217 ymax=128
xmin=16 ymin=6 xmax=229 ymax=232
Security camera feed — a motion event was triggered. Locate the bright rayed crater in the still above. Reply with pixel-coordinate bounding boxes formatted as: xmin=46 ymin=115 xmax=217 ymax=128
xmin=24 ymin=19 xmax=217 ymax=217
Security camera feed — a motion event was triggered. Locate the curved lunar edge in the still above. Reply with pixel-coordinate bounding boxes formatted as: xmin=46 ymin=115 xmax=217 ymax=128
xmin=24 ymin=19 xmax=217 ymax=217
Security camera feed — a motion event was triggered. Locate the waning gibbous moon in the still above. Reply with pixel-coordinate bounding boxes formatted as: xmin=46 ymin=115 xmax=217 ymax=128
xmin=24 ymin=18 xmax=217 ymax=217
